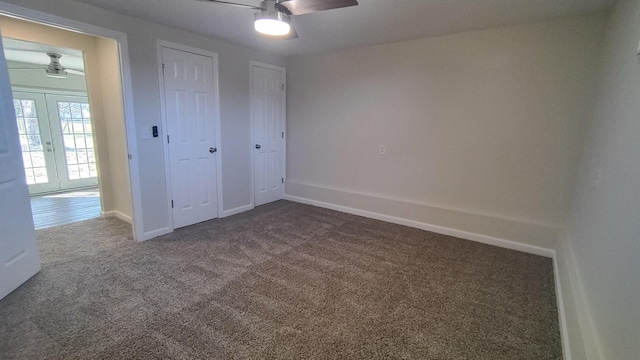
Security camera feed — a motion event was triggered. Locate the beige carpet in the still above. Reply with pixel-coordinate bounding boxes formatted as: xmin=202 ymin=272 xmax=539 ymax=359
xmin=0 ymin=200 xmax=561 ymax=359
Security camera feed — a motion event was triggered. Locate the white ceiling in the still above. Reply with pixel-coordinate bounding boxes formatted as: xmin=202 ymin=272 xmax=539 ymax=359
xmin=2 ymin=37 xmax=85 ymax=70
xmin=72 ymin=0 xmax=613 ymax=56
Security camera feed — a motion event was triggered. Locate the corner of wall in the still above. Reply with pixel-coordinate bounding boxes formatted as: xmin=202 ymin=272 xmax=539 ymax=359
xmin=553 ymin=229 xmax=603 ymax=360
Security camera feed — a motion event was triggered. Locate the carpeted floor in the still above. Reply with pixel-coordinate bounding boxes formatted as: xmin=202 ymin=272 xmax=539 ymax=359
xmin=0 ymin=200 xmax=561 ymax=359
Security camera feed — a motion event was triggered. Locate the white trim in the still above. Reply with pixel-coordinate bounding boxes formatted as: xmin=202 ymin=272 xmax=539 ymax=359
xmin=552 ymin=250 xmax=572 ymax=360
xmin=284 ymin=194 xmax=555 ymax=258
xmin=556 ymin=230 xmax=604 ymax=360
xmin=156 ymin=42 xmax=175 ymax=233
xmin=101 ymin=210 xmax=132 ymax=224
xmin=0 ymin=1 xmax=144 ymax=242
xmin=249 ymin=61 xmax=287 ymax=207
xmin=221 ymin=204 xmax=254 ymax=218
xmin=143 ymin=227 xmax=173 ymax=240
xmin=156 ymin=40 xmax=224 ymax=230
xmin=11 ymin=87 xmax=87 ymax=97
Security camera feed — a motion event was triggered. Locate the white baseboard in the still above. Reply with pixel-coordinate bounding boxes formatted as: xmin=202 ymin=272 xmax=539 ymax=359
xmin=553 ymin=251 xmax=572 ymax=360
xmin=282 ymin=182 xmax=558 ymax=258
xmin=101 ymin=210 xmax=132 ymax=224
xmin=285 ymin=193 xmax=554 ymax=257
xmin=141 ymin=227 xmax=172 ymax=242
xmin=283 ymin=187 xmax=575 ymax=357
xmin=554 ymin=231 xmax=603 ymax=360
xmin=221 ymin=204 xmax=254 ymax=218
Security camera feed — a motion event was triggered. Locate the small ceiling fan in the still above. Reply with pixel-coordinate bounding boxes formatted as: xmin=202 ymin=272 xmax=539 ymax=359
xmin=198 ymin=0 xmax=359 ymax=39
xmin=9 ymin=52 xmax=85 ymax=79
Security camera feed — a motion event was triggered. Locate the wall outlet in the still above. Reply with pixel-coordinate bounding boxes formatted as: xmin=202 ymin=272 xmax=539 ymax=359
xmin=379 ymin=145 xmax=386 ymax=155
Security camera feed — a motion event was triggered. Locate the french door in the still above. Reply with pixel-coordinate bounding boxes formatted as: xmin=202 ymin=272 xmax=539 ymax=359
xmin=13 ymin=91 xmax=98 ymax=195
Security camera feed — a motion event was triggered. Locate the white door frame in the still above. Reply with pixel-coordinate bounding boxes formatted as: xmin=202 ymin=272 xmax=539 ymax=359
xmin=156 ymin=40 xmax=224 ymax=231
xmin=250 ymin=61 xmax=286 ymax=207
xmin=0 ymin=1 xmax=144 ymax=241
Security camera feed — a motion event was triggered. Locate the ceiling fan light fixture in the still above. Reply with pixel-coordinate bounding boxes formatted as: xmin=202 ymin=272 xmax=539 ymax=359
xmin=45 ymin=68 xmax=68 ymax=79
xmin=45 ymin=53 xmax=68 ymax=79
xmin=254 ymin=10 xmax=291 ymax=36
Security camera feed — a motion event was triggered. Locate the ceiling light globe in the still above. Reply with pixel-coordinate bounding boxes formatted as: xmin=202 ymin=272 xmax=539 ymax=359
xmin=254 ymin=18 xmax=291 ymax=36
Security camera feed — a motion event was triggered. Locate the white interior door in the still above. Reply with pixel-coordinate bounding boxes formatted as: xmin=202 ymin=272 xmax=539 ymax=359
xmin=162 ymin=47 xmax=219 ymax=229
xmin=0 ymin=35 xmax=41 ymax=300
xmin=252 ymin=64 xmax=285 ymax=206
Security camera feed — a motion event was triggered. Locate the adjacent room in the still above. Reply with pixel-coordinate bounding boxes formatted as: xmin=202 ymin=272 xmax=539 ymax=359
xmin=0 ymin=0 xmax=638 ymax=359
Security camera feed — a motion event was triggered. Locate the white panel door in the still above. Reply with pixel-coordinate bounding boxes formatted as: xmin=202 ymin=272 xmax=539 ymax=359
xmin=162 ymin=47 xmax=219 ymax=229
xmin=252 ymin=64 xmax=284 ymax=206
xmin=0 ymin=35 xmax=41 ymax=300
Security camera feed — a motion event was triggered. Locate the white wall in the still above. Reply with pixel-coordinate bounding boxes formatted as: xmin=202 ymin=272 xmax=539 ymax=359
xmin=1 ymin=0 xmax=285 ymax=237
xmin=563 ymin=0 xmax=640 ymax=358
xmin=286 ymin=14 xmax=606 ymax=246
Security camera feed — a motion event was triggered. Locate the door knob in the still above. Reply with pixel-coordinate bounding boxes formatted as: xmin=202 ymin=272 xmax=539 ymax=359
xmin=47 ymin=148 xmax=53 ymax=152
xmin=209 ymin=147 xmax=217 ymax=153
xmin=255 ymin=144 xmax=261 ymax=149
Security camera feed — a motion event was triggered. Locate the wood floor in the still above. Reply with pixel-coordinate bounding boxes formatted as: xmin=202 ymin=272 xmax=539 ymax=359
xmin=30 ymin=188 xmax=101 ymax=230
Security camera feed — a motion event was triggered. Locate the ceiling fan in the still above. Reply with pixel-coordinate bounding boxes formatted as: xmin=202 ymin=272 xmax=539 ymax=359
xmin=198 ymin=0 xmax=359 ymax=39
xmin=8 ymin=52 xmax=85 ymax=79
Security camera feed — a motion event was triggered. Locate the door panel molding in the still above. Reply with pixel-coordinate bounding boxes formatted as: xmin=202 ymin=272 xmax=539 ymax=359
xmin=157 ymin=40 xmax=223 ymax=231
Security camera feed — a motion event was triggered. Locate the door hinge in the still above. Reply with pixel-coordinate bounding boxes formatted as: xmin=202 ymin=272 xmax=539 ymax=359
xmin=282 ymin=177 xmax=284 ymax=184
xmin=281 ymin=83 xmax=284 ymax=91
xmin=162 ymin=63 xmax=166 ymax=75
xmin=167 ymin=135 xmax=170 ymax=144
xmin=128 ymin=154 xmax=132 ymax=160
xmin=171 ymin=200 xmax=174 ymax=208
xmin=281 ymin=132 xmax=284 ymax=139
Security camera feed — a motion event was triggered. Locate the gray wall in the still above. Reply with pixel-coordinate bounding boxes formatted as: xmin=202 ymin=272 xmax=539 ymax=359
xmin=285 ymin=14 xmax=605 ymax=241
xmin=565 ymin=0 xmax=640 ymax=358
xmin=2 ymin=0 xmax=285 ymax=237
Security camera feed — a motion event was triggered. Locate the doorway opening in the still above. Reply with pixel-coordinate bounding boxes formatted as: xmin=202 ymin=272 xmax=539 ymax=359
xmin=1 ymin=15 xmax=132 ymax=231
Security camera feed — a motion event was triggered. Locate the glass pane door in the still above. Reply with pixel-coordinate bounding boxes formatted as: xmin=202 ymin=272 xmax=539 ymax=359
xmin=13 ymin=92 xmax=59 ymax=194
xmin=45 ymin=94 xmax=98 ymax=190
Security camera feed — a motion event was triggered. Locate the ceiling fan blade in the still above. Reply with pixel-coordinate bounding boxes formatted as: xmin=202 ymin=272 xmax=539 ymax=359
xmin=197 ymin=0 xmax=262 ymax=10
xmin=7 ymin=67 xmax=42 ymax=71
xmin=66 ymin=69 xmax=86 ymax=76
xmin=277 ymin=0 xmax=358 ymax=16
